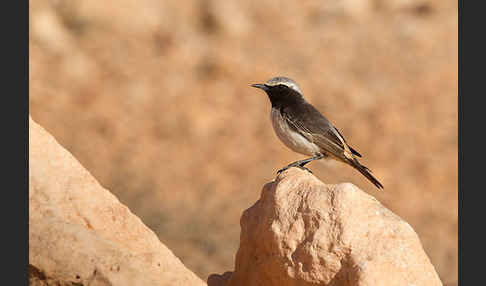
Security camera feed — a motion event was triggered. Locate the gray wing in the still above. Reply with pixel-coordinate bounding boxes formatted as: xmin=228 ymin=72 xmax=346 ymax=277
xmin=281 ymin=103 xmax=361 ymax=159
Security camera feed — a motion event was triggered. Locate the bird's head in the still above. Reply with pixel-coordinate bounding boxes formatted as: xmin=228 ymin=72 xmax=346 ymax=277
xmin=251 ymin=76 xmax=304 ymax=106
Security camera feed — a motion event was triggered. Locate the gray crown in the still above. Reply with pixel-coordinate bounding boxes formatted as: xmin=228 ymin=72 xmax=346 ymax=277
xmin=265 ymin=76 xmax=303 ymax=94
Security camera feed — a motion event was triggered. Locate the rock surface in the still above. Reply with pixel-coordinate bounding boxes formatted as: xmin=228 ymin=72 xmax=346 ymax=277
xmin=29 ymin=116 xmax=206 ymax=286
xmin=209 ymin=168 xmax=443 ymax=286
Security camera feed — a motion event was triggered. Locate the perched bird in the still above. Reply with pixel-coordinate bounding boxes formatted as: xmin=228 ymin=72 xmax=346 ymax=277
xmin=251 ymin=76 xmax=383 ymax=189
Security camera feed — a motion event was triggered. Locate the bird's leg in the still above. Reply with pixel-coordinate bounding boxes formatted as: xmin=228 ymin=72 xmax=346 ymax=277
xmin=277 ymin=153 xmax=326 ymax=174
xmin=297 ymin=153 xmax=326 ymax=167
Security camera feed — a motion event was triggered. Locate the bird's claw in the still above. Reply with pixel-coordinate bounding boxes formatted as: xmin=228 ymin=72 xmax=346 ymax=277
xmin=276 ymin=165 xmax=313 ymax=175
xmin=297 ymin=165 xmax=313 ymax=174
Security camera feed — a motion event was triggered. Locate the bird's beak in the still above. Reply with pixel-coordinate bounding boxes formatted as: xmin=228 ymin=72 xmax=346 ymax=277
xmin=250 ymin=83 xmax=268 ymax=91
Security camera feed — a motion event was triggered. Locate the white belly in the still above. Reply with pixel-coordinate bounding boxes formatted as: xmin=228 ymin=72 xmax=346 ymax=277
xmin=270 ymin=108 xmax=321 ymax=156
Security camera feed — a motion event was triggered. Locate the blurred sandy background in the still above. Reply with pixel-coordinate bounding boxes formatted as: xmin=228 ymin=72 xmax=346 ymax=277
xmin=29 ymin=0 xmax=457 ymax=284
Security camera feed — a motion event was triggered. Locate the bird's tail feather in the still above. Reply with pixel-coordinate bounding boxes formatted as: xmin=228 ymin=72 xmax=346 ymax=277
xmin=347 ymin=158 xmax=383 ymax=190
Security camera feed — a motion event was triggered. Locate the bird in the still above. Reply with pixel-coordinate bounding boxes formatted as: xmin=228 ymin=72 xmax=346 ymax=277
xmin=251 ymin=76 xmax=383 ymax=189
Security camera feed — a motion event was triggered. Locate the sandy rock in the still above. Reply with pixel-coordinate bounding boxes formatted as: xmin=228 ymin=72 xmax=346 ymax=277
xmin=210 ymin=168 xmax=442 ymax=286
xmin=29 ymin=116 xmax=206 ymax=286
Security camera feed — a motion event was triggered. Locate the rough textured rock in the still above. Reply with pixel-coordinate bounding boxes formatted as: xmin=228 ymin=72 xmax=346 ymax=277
xmin=29 ymin=116 xmax=206 ymax=286
xmin=209 ymin=168 xmax=443 ymax=286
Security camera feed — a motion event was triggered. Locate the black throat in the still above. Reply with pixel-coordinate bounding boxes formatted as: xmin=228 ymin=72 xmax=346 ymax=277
xmin=266 ymin=86 xmax=306 ymax=109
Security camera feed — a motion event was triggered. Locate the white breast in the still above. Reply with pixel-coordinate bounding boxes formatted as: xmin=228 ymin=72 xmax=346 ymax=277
xmin=270 ymin=108 xmax=321 ymax=156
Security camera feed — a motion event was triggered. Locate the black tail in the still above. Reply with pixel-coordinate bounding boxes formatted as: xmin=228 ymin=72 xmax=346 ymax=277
xmin=349 ymin=146 xmax=362 ymax=158
xmin=347 ymin=158 xmax=383 ymax=190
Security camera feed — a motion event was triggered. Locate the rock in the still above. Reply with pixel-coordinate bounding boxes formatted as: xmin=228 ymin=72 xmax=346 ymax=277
xmin=29 ymin=116 xmax=206 ymax=286
xmin=209 ymin=168 xmax=442 ymax=286
xmin=207 ymin=271 xmax=233 ymax=286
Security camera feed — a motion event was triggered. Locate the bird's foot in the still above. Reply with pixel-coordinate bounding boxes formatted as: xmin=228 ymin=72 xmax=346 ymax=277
xmin=276 ymin=166 xmax=289 ymax=174
xmin=297 ymin=165 xmax=313 ymax=174
xmin=276 ymin=164 xmax=313 ymax=175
